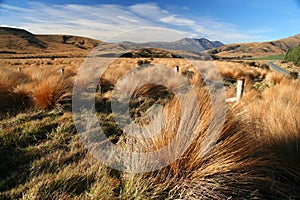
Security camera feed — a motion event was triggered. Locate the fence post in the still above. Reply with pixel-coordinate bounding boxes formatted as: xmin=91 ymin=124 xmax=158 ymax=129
xmin=174 ymin=66 xmax=179 ymax=73
xmin=225 ymin=79 xmax=245 ymax=103
xmin=96 ymin=83 xmax=101 ymax=94
xmin=236 ymin=79 xmax=245 ymax=100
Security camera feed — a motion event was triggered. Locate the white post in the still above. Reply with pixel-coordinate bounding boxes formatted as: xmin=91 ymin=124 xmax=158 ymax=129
xmin=18 ymin=67 xmax=21 ymax=72
xmin=225 ymin=79 xmax=245 ymax=103
xmin=236 ymin=79 xmax=245 ymax=100
xmin=60 ymin=68 xmax=65 ymax=75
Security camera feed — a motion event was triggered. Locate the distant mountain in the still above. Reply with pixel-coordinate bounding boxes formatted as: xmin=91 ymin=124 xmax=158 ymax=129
xmin=92 ymin=43 xmax=210 ymax=59
xmin=206 ymin=34 xmax=300 ymax=59
xmin=121 ymin=38 xmax=224 ymax=53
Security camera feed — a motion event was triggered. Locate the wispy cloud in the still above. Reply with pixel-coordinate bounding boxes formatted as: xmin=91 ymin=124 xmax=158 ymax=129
xmin=160 ymin=15 xmax=196 ymax=26
xmin=0 ymin=2 xmax=269 ymax=43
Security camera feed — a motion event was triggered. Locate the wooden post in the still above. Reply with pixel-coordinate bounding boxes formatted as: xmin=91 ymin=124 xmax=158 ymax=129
xmin=225 ymin=79 xmax=245 ymax=103
xmin=174 ymin=66 xmax=179 ymax=73
xmin=18 ymin=67 xmax=21 ymax=72
xmin=96 ymin=83 xmax=101 ymax=94
xmin=236 ymin=79 xmax=245 ymax=100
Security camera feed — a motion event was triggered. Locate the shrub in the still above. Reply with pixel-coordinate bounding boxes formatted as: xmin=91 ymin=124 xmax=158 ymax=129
xmin=284 ymin=44 xmax=300 ymax=66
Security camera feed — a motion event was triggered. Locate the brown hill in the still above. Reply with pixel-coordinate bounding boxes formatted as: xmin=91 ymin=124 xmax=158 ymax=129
xmin=0 ymin=27 xmax=207 ymax=59
xmin=0 ymin=27 xmax=100 ymax=56
xmin=206 ymin=34 xmax=300 ymax=59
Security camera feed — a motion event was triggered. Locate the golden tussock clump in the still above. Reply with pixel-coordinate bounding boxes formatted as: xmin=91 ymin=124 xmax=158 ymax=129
xmin=0 ymin=66 xmax=75 ymax=113
xmin=0 ymin=67 xmax=31 ymax=112
xmin=265 ymin=71 xmax=287 ymax=85
xmin=242 ymin=79 xmax=300 ymax=188
xmin=116 ymin=85 xmax=289 ymax=199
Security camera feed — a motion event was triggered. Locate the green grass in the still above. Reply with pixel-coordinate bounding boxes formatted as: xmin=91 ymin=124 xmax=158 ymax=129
xmin=251 ymin=54 xmax=284 ymax=60
xmin=0 ymin=109 xmax=123 ymax=199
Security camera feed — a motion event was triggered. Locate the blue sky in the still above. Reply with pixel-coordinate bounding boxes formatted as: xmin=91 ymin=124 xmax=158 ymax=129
xmin=0 ymin=0 xmax=299 ymax=43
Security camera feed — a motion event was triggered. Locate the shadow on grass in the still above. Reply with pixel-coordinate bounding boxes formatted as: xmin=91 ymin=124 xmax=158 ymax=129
xmin=0 ymin=122 xmax=59 ymax=196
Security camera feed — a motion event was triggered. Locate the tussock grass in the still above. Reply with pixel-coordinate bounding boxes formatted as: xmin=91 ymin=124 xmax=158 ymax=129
xmin=28 ymin=71 xmax=74 ymax=109
xmin=265 ymin=71 xmax=286 ymax=85
xmin=242 ymin=79 xmax=300 ymax=196
xmin=115 ymin=87 xmax=287 ymax=199
xmin=1 ymin=58 xmax=300 ymax=199
xmin=0 ymin=66 xmax=75 ymax=114
xmin=215 ymin=61 xmax=267 ymax=81
xmin=0 ymin=67 xmax=31 ymax=113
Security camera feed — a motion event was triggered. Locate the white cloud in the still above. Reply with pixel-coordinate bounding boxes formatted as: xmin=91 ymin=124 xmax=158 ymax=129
xmin=0 ymin=2 xmax=270 ymax=43
xmin=117 ymin=16 xmax=139 ymax=23
xmin=0 ymin=4 xmax=29 ymax=12
xmin=129 ymin=3 xmax=169 ymax=19
xmin=160 ymin=15 xmax=195 ymax=26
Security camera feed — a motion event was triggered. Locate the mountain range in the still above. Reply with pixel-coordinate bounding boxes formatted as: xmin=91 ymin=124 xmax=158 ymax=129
xmin=1 ymin=26 xmax=300 ymax=59
xmin=121 ymin=38 xmax=224 ymax=52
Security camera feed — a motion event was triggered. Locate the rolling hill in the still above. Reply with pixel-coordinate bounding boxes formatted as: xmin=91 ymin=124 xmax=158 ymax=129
xmin=206 ymin=34 xmax=300 ymax=59
xmin=0 ymin=27 xmax=100 ymax=56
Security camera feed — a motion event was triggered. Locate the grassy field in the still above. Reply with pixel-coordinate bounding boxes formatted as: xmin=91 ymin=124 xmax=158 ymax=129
xmin=0 ymin=57 xmax=300 ymax=199
xmin=251 ymin=54 xmax=285 ymax=60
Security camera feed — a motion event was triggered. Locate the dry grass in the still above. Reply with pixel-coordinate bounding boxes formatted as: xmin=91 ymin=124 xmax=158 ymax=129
xmin=242 ymin=79 xmax=300 ymax=194
xmin=265 ymin=71 xmax=287 ymax=85
xmin=0 ymin=64 xmax=76 ymax=114
xmin=0 ymin=67 xmax=31 ymax=113
xmin=1 ymin=57 xmax=300 ymax=199
xmin=114 ymin=86 xmax=289 ymax=199
xmin=215 ymin=61 xmax=267 ymax=80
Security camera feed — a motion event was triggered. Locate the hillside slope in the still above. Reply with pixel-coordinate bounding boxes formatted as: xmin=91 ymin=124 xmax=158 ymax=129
xmin=206 ymin=34 xmax=300 ymax=59
xmin=0 ymin=27 xmax=100 ymax=55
